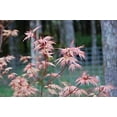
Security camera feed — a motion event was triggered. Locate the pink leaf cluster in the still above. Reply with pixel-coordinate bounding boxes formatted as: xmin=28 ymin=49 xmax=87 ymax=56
xmin=0 ymin=56 xmax=15 ymax=78
xmin=10 ymin=76 xmax=37 ymax=96
xmin=23 ymin=63 xmax=39 ymax=78
xmin=94 ymin=85 xmax=114 ymax=97
xmin=59 ymin=86 xmax=87 ymax=97
xmin=46 ymin=73 xmax=60 ymax=78
xmin=23 ymin=26 xmax=40 ymax=41
xmin=20 ymin=56 xmax=31 ymax=63
xmin=8 ymin=73 xmax=17 ymax=79
xmin=56 ymin=46 xmax=85 ymax=71
xmin=76 ymin=72 xmax=99 ymax=86
xmin=45 ymin=84 xmax=62 ymax=95
xmin=36 ymin=61 xmax=55 ymax=70
xmin=34 ymin=36 xmax=55 ymax=59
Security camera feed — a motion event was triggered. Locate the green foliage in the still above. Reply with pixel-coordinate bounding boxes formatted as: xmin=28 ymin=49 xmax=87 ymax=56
xmin=75 ymin=33 xmax=102 ymax=47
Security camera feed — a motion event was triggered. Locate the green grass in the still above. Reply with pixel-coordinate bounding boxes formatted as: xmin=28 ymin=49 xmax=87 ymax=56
xmin=0 ymin=86 xmax=13 ymax=97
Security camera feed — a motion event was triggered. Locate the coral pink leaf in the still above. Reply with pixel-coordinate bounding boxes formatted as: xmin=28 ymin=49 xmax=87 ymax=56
xmin=76 ymin=72 xmax=99 ymax=86
xmin=32 ymin=26 xmax=41 ymax=32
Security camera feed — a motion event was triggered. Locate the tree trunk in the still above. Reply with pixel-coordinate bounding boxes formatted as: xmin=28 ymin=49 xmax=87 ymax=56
xmin=0 ymin=25 xmax=3 ymax=53
xmin=63 ymin=20 xmax=75 ymax=47
xmin=101 ymin=20 xmax=117 ymax=96
xmin=48 ymin=20 xmax=53 ymax=35
xmin=82 ymin=21 xmax=87 ymax=35
xmin=30 ymin=20 xmax=42 ymax=64
xmin=8 ymin=21 xmax=19 ymax=68
xmin=91 ymin=20 xmax=97 ymax=65
xmin=57 ymin=21 xmax=65 ymax=47
xmin=77 ymin=20 xmax=81 ymax=35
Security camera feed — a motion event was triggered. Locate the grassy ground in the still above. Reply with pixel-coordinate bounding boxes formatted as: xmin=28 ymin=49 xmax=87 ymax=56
xmin=0 ymin=86 xmax=13 ymax=97
xmin=0 ymin=65 xmax=104 ymax=97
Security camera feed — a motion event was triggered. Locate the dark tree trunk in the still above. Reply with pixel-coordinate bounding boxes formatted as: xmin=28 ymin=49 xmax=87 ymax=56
xmin=101 ymin=20 xmax=117 ymax=96
xmin=82 ymin=21 xmax=87 ymax=35
xmin=48 ymin=20 xmax=53 ymax=35
xmin=77 ymin=20 xmax=81 ymax=35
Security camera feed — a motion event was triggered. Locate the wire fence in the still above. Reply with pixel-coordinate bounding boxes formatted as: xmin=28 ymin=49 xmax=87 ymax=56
xmin=17 ymin=46 xmax=104 ymax=80
xmin=0 ymin=46 xmax=105 ymax=86
xmin=79 ymin=46 xmax=104 ymax=83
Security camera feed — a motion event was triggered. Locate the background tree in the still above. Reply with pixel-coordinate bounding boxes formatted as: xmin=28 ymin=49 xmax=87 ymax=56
xmin=101 ymin=20 xmax=117 ymax=96
xmin=63 ymin=20 xmax=75 ymax=47
xmin=57 ymin=21 xmax=65 ymax=47
xmin=8 ymin=21 xmax=19 ymax=68
xmin=30 ymin=20 xmax=42 ymax=64
xmin=91 ymin=20 xmax=97 ymax=65
xmin=0 ymin=22 xmax=4 ymax=53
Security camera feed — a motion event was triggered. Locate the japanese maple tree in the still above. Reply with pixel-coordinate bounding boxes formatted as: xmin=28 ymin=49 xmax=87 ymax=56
xmin=0 ymin=26 xmax=114 ymax=97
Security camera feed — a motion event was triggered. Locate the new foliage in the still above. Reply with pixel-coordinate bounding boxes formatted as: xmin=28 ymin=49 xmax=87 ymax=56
xmin=0 ymin=26 xmax=114 ymax=97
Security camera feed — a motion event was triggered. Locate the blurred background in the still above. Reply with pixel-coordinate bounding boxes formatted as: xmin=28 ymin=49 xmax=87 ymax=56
xmin=0 ymin=20 xmax=104 ymax=96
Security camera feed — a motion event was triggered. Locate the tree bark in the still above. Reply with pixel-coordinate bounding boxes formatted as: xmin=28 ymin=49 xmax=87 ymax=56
xmin=101 ymin=20 xmax=117 ymax=96
xmin=57 ymin=21 xmax=65 ymax=47
xmin=30 ymin=20 xmax=42 ymax=64
xmin=77 ymin=20 xmax=81 ymax=35
xmin=0 ymin=25 xmax=3 ymax=53
xmin=91 ymin=20 xmax=97 ymax=65
xmin=8 ymin=21 xmax=19 ymax=68
xmin=63 ymin=20 xmax=75 ymax=47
